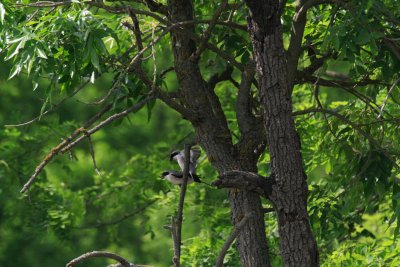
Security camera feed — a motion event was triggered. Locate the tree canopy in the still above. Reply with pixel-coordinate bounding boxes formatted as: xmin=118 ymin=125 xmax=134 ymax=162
xmin=0 ymin=0 xmax=399 ymax=266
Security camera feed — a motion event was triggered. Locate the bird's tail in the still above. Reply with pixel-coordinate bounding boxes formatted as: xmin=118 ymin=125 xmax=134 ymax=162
xmin=190 ymin=173 xmax=213 ymax=187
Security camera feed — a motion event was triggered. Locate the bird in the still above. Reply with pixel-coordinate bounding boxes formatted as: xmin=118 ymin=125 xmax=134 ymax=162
xmin=170 ymin=147 xmax=201 ymax=183
xmin=161 ymin=170 xmax=196 ymax=186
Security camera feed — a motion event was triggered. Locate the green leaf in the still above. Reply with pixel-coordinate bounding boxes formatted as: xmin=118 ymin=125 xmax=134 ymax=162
xmin=0 ymin=2 xmax=5 ymax=24
xmin=8 ymin=64 xmax=22 ymax=80
xmin=36 ymin=48 xmax=48 ymax=59
xmin=91 ymin=51 xmax=101 ymax=72
xmin=90 ymin=71 xmax=95 ymax=83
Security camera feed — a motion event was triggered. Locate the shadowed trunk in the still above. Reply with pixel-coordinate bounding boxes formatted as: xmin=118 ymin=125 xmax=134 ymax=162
xmin=244 ymin=0 xmax=319 ymax=266
xmin=167 ymin=0 xmax=270 ymax=266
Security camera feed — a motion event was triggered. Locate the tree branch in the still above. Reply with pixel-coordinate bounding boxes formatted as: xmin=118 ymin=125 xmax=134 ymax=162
xmin=66 ymin=251 xmax=132 ymax=267
xmin=172 ymin=144 xmax=191 ymax=267
xmin=236 ymin=61 xmax=257 ymax=134
xmin=212 ymin=171 xmax=275 ymax=198
xmin=77 ymin=199 xmax=157 ymax=229
xmin=61 ymin=95 xmax=154 ymax=154
xmin=207 ymin=65 xmax=234 ymax=89
xmin=20 ymin=94 xmax=153 ymax=193
xmin=191 ymin=0 xmax=228 ymax=60
xmin=287 ymin=0 xmax=343 ymax=88
xmin=215 ymin=211 xmax=255 ymax=267
xmin=5 ymin=81 xmax=88 ymax=127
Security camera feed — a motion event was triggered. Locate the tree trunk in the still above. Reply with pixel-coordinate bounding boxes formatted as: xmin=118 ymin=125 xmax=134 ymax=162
xmin=244 ymin=0 xmax=319 ymax=266
xmin=167 ymin=1 xmax=270 ymax=266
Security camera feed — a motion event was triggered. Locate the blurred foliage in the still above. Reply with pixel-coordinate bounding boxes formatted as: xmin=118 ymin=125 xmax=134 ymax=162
xmin=1 ymin=0 xmax=400 ymax=266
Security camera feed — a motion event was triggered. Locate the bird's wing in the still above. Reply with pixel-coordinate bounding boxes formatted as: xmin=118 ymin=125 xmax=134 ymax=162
xmin=169 ymin=170 xmax=183 ymax=178
xmin=190 ymin=147 xmax=201 ymax=165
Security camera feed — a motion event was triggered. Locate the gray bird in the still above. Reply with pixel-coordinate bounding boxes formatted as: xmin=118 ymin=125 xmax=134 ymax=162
xmin=170 ymin=147 xmax=201 ymax=183
xmin=161 ymin=170 xmax=196 ymax=186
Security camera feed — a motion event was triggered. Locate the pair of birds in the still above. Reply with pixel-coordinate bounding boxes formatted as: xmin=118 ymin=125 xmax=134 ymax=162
xmin=161 ymin=147 xmax=202 ymax=186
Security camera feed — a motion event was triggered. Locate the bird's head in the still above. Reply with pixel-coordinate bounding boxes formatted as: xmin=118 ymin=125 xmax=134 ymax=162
xmin=169 ymin=151 xmax=180 ymax=161
xmin=161 ymin=171 xmax=170 ymax=179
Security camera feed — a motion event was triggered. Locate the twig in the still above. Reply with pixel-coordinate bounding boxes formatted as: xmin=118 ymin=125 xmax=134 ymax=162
xmin=378 ymin=77 xmax=400 ymax=118
xmin=77 ymin=199 xmax=158 ymax=229
xmin=5 ymin=81 xmax=88 ymax=127
xmin=66 ymin=251 xmax=131 ymax=267
xmin=61 ymin=94 xmax=154 ymax=153
xmin=191 ymin=0 xmax=228 ymax=60
xmin=172 ymin=144 xmax=191 ymax=267
xmin=82 ymin=130 xmax=101 ymax=175
xmin=215 ymin=212 xmax=255 ymax=267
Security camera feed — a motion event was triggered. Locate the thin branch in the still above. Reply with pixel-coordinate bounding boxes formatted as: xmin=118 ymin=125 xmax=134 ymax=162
xmin=83 ymin=130 xmax=101 ymax=175
xmin=215 ymin=212 xmax=255 ymax=267
xmin=5 ymin=81 xmax=88 ymax=127
xmin=61 ymin=94 xmax=154 ymax=154
xmin=77 ymin=199 xmax=157 ymax=229
xmin=378 ymin=77 xmax=400 ymax=118
xmin=172 ymin=144 xmax=191 ymax=267
xmin=66 ymin=251 xmax=131 ymax=267
xmin=191 ymin=0 xmax=228 ymax=60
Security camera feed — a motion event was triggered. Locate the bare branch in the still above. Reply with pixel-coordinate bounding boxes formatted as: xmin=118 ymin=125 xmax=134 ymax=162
xmin=215 ymin=212 xmax=255 ymax=267
xmin=66 ymin=251 xmax=131 ymax=267
xmin=172 ymin=144 xmax=191 ymax=267
xmin=61 ymin=95 xmax=154 ymax=153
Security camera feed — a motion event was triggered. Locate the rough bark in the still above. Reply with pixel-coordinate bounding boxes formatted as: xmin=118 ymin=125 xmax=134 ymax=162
xmin=167 ymin=1 xmax=270 ymax=266
xmin=244 ymin=0 xmax=319 ymax=266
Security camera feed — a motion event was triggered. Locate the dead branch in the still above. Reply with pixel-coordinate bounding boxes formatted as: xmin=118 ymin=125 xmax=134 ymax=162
xmin=214 ymin=212 xmax=255 ymax=267
xmin=66 ymin=251 xmax=131 ymax=267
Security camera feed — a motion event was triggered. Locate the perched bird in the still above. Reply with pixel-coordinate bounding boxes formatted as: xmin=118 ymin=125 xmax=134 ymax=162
xmin=161 ymin=170 xmax=196 ymax=186
xmin=170 ymin=147 xmax=201 ymax=183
